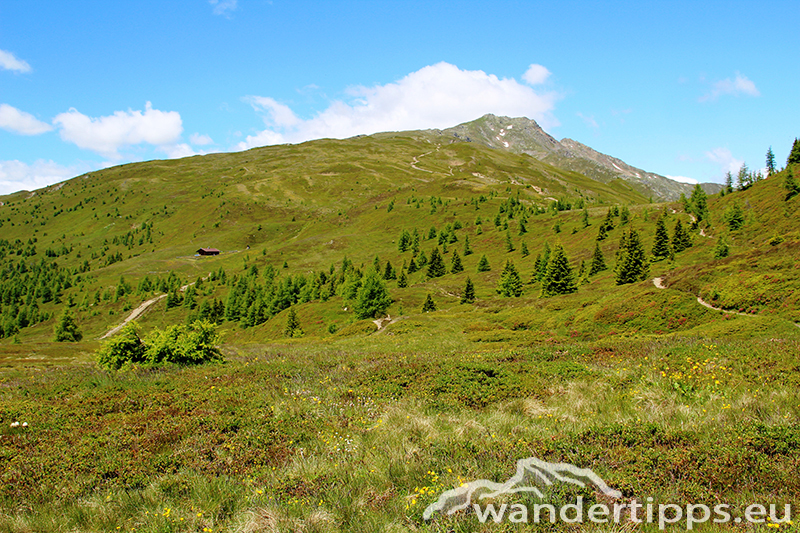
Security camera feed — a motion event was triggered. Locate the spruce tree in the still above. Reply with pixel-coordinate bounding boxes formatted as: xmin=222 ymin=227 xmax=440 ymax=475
xmin=724 ymin=171 xmax=734 ymax=194
xmin=535 ymin=242 xmax=551 ymax=282
xmin=397 ymin=269 xmax=408 ymax=288
xmin=354 ymin=269 xmax=392 ymax=319
xmin=461 ymin=277 xmax=476 ymax=304
xmin=463 ymin=235 xmax=472 ymax=256
xmin=383 ymin=260 xmax=396 ymax=280
xmin=521 ymin=241 xmax=529 ymax=257
xmin=581 ymin=207 xmax=590 ymax=228
xmin=589 ymin=242 xmax=607 ymax=275
xmin=398 ymin=229 xmax=411 ymax=252
xmin=408 ymin=255 xmax=418 ymax=273
xmin=450 ymin=250 xmax=464 ymax=274
xmin=615 ymin=228 xmax=650 ymax=285
xmin=577 ymin=260 xmax=589 ymax=284
xmin=540 ymin=244 xmax=577 ymax=297
xmin=284 ymin=308 xmax=302 ymax=338
xmin=505 ymin=231 xmax=515 ymax=252
xmin=620 ymin=206 xmax=630 ymax=225
xmin=651 ymin=217 xmax=672 ymax=261
xmin=766 ymin=146 xmax=776 ymax=176
xmin=672 ymin=219 xmax=692 ymax=253
xmin=497 ymin=260 xmax=523 ymax=297
xmin=54 ymin=308 xmax=82 ymax=342
xmin=713 ymin=236 xmax=730 ymax=259
xmin=427 ymin=247 xmax=446 ymax=278
xmin=725 ymin=202 xmax=745 ymax=230
xmin=787 ymin=138 xmax=800 ymax=166
xmin=690 ymin=184 xmax=709 ymax=223
xmin=737 ymin=164 xmax=750 ymax=190
xmin=421 ymin=293 xmax=437 ymax=312
xmin=785 ymin=168 xmax=800 ymax=200
xmin=476 ymin=254 xmax=491 ymax=272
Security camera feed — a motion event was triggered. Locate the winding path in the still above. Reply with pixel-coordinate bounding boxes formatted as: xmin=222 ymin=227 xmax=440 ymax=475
xmin=99 ymin=281 xmax=196 ymax=339
xmin=100 ymin=294 xmax=167 ymax=339
xmin=653 ymin=277 xmax=800 ymax=328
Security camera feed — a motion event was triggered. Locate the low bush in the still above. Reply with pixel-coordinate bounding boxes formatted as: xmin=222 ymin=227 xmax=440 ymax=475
xmin=97 ymin=320 xmax=223 ymax=370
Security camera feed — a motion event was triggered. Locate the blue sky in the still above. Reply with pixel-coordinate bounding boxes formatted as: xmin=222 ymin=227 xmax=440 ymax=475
xmin=1 ymin=0 xmax=798 ymax=194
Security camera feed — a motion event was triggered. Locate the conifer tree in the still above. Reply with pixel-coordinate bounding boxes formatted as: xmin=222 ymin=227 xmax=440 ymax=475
xmin=725 ymin=202 xmax=745 ymax=230
xmin=505 ymin=231 xmax=515 ymax=252
xmin=589 ymin=242 xmax=607 ymax=275
xmin=615 ymin=228 xmax=650 ymax=285
xmin=577 ymin=260 xmax=589 ymax=284
xmin=713 ymin=236 xmax=730 ymax=259
xmin=521 ymin=241 xmax=529 ymax=257
xmin=497 ymin=260 xmax=523 ymax=297
xmin=383 ymin=260 xmax=396 ymax=280
xmin=736 ymin=164 xmax=750 ymax=190
xmin=461 ymin=277 xmax=475 ymax=304
xmin=581 ymin=207 xmax=590 ymax=228
xmin=450 ymin=250 xmax=464 ymax=274
xmin=427 ymin=247 xmax=446 ymax=277
xmin=463 ymin=235 xmax=472 ymax=256
xmin=408 ymin=255 xmax=418 ymax=273
xmin=724 ymin=171 xmax=734 ymax=194
xmin=651 ymin=217 xmax=672 ymax=261
xmin=284 ymin=308 xmax=303 ymax=338
xmin=540 ymin=244 xmax=577 ymax=297
xmin=535 ymin=242 xmax=552 ymax=282
xmin=672 ymin=219 xmax=693 ymax=253
xmin=417 ymin=250 xmax=428 ymax=267
xmin=398 ymin=229 xmax=411 ymax=252
xmin=620 ymin=206 xmax=630 ymax=225
xmin=354 ymin=269 xmax=392 ymax=319
xmin=787 ymin=138 xmax=800 ymax=166
xmin=766 ymin=146 xmax=776 ymax=176
xmin=397 ymin=269 xmax=408 ymax=288
xmin=421 ymin=293 xmax=437 ymax=312
xmin=690 ymin=184 xmax=709 ymax=223
xmin=412 ymin=229 xmax=420 ymax=253
xmin=679 ymin=193 xmax=689 ymax=211
xmin=785 ymin=167 xmax=800 ymax=200
xmin=54 ymin=308 xmax=82 ymax=342
xmin=477 ymin=254 xmax=491 ymax=272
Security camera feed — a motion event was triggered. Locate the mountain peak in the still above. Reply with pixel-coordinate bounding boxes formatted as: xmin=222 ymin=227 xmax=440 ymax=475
xmin=441 ymin=114 xmax=569 ymax=159
xmin=433 ymin=115 xmax=720 ymax=201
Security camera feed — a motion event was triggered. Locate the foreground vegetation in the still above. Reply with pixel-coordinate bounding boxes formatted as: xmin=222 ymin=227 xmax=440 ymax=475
xmin=2 ymin=327 xmax=799 ymax=532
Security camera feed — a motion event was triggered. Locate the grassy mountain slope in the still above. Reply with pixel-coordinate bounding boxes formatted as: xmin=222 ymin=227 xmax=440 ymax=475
xmin=1 ymin=125 xmax=799 ymax=532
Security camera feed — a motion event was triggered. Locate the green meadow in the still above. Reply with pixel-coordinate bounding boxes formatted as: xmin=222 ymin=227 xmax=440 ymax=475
xmin=1 ymin=130 xmax=799 ymax=531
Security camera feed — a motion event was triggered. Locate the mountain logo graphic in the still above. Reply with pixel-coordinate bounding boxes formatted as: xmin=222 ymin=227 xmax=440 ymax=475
xmin=423 ymin=457 xmax=622 ymax=520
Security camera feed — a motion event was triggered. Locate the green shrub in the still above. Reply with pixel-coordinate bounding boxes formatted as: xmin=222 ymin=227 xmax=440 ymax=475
xmin=97 ymin=320 xmax=222 ymax=370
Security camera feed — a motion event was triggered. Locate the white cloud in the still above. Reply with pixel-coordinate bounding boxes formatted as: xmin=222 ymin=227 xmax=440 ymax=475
xmin=666 ymin=175 xmax=699 ymax=185
xmin=238 ymin=62 xmax=559 ymax=150
xmin=0 ymin=103 xmax=53 ymax=135
xmin=0 ymin=159 xmax=87 ymax=195
xmin=705 ymin=147 xmax=744 ymax=175
xmin=209 ymin=0 xmax=237 ymax=16
xmin=699 ymin=72 xmax=760 ymax=102
xmin=576 ymin=112 xmax=599 ymax=129
xmin=190 ymin=133 xmax=214 ymax=146
xmin=159 ymin=143 xmax=199 ymax=159
xmin=0 ymin=50 xmax=31 ymax=73
xmin=522 ymin=64 xmax=551 ymax=85
xmin=53 ymin=102 xmax=183 ymax=159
